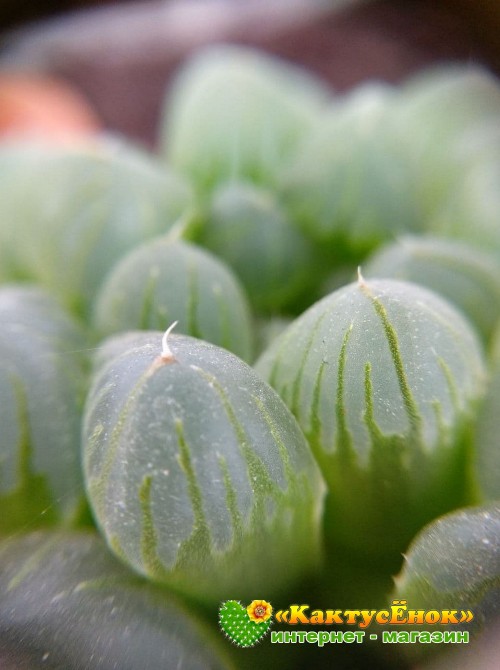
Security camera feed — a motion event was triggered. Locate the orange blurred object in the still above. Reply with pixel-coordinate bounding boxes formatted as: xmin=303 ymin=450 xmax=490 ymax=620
xmin=0 ymin=72 xmax=102 ymax=142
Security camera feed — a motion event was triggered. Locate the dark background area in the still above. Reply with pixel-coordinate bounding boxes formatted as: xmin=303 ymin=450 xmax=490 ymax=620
xmin=0 ymin=0 xmax=120 ymax=32
xmin=2 ymin=0 xmax=500 ymax=71
xmin=0 ymin=0 xmax=499 ymax=58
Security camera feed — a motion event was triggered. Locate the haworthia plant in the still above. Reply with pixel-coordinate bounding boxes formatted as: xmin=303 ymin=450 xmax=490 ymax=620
xmin=394 ymin=66 xmax=500 ymax=149
xmin=0 ymin=139 xmax=193 ymax=317
xmin=364 ymin=235 xmax=500 ymax=344
xmin=199 ymin=182 xmax=322 ymax=314
xmin=0 ymin=531 xmax=232 ymax=670
xmin=390 ymin=65 xmax=500 ymax=218
xmin=160 ymin=44 xmax=330 ymax=193
xmin=413 ymin=621 xmax=500 ymax=670
xmin=82 ymin=331 xmax=324 ymax=602
xmin=255 ymin=278 xmax=486 ymax=564
xmin=278 ymin=82 xmax=421 ymax=259
xmin=430 ymin=158 xmax=500 ymax=264
xmin=474 ymin=361 xmax=500 ymax=502
xmin=0 ymin=286 xmax=88 ymax=534
xmin=392 ymin=504 xmax=500 ymax=641
xmin=92 ymin=237 xmax=254 ymax=362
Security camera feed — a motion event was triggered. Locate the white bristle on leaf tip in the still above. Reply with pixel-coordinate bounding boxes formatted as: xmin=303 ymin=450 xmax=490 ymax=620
xmin=161 ymin=321 xmax=178 ymax=360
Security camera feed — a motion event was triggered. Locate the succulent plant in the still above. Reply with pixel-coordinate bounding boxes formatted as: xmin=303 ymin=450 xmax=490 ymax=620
xmin=430 ymin=159 xmax=500 ymax=263
xmin=0 ymin=530 xmax=232 ymax=669
xmin=92 ymin=236 xmax=254 ymax=362
xmin=198 ymin=182 xmax=322 ymax=314
xmin=390 ymin=65 xmax=500 ymax=217
xmin=255 ymin=277 xmax=486 ymax=564
xmin=0 ymin=139 xmax=193 ymax=317
xmin=2 ymin=54 xmax=500 ymax=670
xmin=474 ymin=345 xmax=500 ymax=502
xmin=83 ymin=330 xmax=324 ymax=602
xmin=160 ymin=45 xmax=330 ymax=193
xmin=364 ymin=235 xmax=500 ymax=344
xmin=278 ymin=82 xmax=421 ymax=259
xmin=395 ymin=65 xmax=500 ymax=142
xmin=393 ymin=503 xmax=500 ymax=637
xmin=0 ymin=285 xmax=88 ymax=534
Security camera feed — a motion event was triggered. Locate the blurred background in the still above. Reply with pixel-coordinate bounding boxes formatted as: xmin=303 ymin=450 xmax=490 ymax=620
xmin=1 ymin=0 xmax=499 ymax=148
